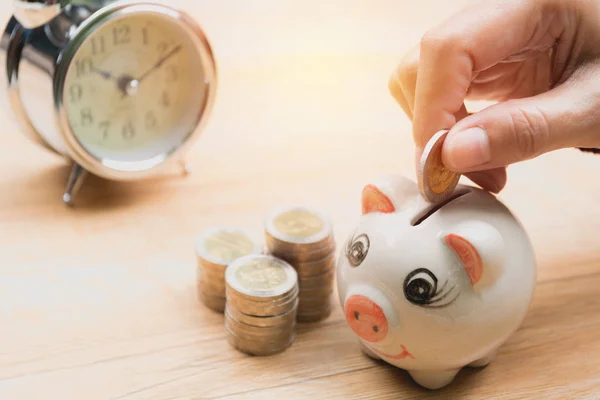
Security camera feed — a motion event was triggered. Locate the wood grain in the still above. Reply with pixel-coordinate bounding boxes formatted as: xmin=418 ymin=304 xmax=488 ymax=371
xmin=1 ymin=1 xmax=600 ymax=399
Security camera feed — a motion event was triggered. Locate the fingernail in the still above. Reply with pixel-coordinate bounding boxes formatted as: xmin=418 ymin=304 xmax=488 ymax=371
xmin=444 ymin=127 xmax=491 ymax=170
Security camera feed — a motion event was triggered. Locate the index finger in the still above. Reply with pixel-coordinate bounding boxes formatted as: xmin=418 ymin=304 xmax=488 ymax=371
xmin=412 ymin=0 xmax=545 ymax=149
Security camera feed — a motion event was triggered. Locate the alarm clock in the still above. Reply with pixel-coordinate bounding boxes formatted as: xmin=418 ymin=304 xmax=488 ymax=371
xmin=0 ymin=0 xmax=217 ymax=205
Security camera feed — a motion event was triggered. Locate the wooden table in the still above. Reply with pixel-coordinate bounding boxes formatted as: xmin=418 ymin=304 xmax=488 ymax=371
xmin=1 ymin=1 xmax=599 ymax=398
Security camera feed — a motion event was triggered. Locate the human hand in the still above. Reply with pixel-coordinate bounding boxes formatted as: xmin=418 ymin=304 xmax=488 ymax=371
xmin=389 ymin=0 xmax=600 ymax=192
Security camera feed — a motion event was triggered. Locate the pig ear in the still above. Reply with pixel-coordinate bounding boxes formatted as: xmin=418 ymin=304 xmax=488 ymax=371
xmin=442 ymin=221 xmax=505 ymax=290
xmin=361 ymin=175 xmax=421 ymax=215
xmin=444 ymin=234 xmax=483 ymax=285
xmin=362 ymin=184 xmax=395 ymax=215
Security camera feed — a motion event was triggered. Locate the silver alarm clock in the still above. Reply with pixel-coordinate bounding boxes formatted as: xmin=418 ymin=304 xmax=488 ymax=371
xmin=0 ymin=0 xmax=217 ymax=205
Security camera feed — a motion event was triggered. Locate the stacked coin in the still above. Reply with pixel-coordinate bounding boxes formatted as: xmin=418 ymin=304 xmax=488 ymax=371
xmin=195 ymin=227 xmax=261 ymax=313
xmin=264 ymin=206 xmax=336 ymax=322
xmin=225 ymin=254 xmax=299 ymax=356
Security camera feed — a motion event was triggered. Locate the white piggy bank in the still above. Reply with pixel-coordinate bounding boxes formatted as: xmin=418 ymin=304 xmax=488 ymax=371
xmin=336 ymin=175 xmax=536 ymax=390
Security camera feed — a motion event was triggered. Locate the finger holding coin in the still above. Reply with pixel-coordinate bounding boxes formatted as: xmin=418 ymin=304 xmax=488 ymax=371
xmin=418 ymin=129 xmax=461 ymax=203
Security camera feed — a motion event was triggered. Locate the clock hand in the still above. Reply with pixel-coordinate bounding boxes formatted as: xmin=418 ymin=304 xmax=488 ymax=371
xmin=90 ymin=66 xmax=136 ymax=98
xmin=91 ymin=66 xmax=117 ymax=81
xmin=119 ymin=45 xmax=182 ymax=99
xmin=93 ymin=67 xmax=133 ymax=97
xmin=137 ymin=45 xmax=182 ymax=83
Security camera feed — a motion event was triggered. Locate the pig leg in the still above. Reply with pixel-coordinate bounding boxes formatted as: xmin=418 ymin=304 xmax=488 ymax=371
xmin=359 ymin=341 xmax=380 ymax=360
xmin=468 ymin=349 xmax=497 ymax=368
xmin=408 ymin=369 xmax=460 ymax=390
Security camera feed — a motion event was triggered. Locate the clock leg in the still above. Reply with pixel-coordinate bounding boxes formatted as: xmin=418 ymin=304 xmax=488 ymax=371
xmin=63 ymin=163 xmax=88 ymax=206
xmin=179 ymin=160 xmax=191 ymax=176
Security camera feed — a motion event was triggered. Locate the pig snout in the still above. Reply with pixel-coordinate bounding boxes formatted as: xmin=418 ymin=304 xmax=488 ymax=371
xmin=344 ymin=294 xmax=388 ymax=342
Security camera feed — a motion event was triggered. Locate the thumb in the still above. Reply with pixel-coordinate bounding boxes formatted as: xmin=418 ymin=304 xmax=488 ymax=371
xmin=441 ymin=82 xmax=600 ymax=173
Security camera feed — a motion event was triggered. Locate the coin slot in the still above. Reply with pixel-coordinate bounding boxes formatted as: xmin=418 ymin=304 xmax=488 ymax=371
xmin=410 ymin=188 xmax=471 ymax=226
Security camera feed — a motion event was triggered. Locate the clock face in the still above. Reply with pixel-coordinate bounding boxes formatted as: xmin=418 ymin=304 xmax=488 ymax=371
xmin=61 ymin=10 xmax=208 ymax=164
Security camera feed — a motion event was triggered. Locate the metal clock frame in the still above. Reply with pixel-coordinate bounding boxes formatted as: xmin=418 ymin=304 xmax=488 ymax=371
xmin=1 ymin=0 xmax=217 ymax=205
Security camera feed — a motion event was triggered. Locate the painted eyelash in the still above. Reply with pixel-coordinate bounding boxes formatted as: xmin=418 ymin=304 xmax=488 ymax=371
xmin=345 ymin=231 xmax=357 ymax=253
xmin=404 ymin=268 xmax=460 ymax=308
xmin=428 ymin=284 xmax=454 ymax=304
xmin=425 ymin=287 xmax=460 ymax=309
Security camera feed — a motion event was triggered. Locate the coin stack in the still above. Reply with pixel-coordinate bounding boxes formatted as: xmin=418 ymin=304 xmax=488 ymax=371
xmin=195 ymin=227 xmax=261 ymax=313
xmin=264 ymin=206 xmax=336 ymax=323
xmin=224 ymin=254 xmax=299 ymax=356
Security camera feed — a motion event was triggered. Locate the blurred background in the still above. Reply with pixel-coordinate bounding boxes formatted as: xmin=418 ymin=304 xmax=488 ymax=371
xmin=0 ymin=1 xmax=599 ymax=398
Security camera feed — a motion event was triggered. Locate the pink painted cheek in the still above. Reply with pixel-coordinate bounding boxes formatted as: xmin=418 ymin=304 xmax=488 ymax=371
xmin=344 ymin=294 xmax=388 ymax=343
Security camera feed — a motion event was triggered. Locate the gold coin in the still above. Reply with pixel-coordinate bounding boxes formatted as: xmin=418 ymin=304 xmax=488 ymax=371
xmin=418 ymin=129 xmax=461 ymax=203
xmin=197 ymin=263 xmax=226 ymax=281
xmin=265 ymin=206 xmax=332 ymax=245
xmin=197 ymin=290 xmax=226 ymax=313
xmin=226 ymin=280 xmax=299 ymax=303
xmin=300 ymin=283 xmax=334 ymax=296
xmin=236 ymin=259 xmax=286 ymax=291
xmin=225 ymin=254 xmax=298 ymax=300
xmin=226 ymin=288 xmax=299 ymax=317
xmin=195 ymin=227 xmax=261 ymax=266
xmin=225 ymin=312 xmax=295 ymax=339
xmin=265 ymin=232 xmax=335 ymax=252
xmin=273 ymin=209 xmax=323 ymax=238
xmin=264 ymin=234 xmax=334 ymax=254
xmin=297 ymin=267 xmax=335 ymax=289
xmin=294 ymin=252 xmax=336 ymax=277
xmin=198 ymin=277 xmax=226 ymax=297
xmin=225 ymin=320 xmax=295 ymax=345
xmin=206 ymin=232 xmax=254 ymax=262
xmin=298 ymin=294 xmax=332 ymax=308
xmin=225 ymin=328 xmax=295 ymax=356
xmin=297 ymin=305 xmax=332 ymax=323
xmin=265 ymin=233 xmax=335 ymax=263
xmin=226 ymin=302 xmax=298 ymax=328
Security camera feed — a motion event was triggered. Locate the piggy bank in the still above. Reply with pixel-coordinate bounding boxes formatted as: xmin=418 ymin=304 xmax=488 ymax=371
xmin=336 ymin=175 xmax=536 ymax=390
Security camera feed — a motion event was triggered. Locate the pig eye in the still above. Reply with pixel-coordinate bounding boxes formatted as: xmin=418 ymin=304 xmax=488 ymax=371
xmin=346 ymin=233 xmax=370 ymax=267
xmin=404 ymin=268 xmax=437 ymax=305
xmin=403 ymin=268 xmax=460 ymax=308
